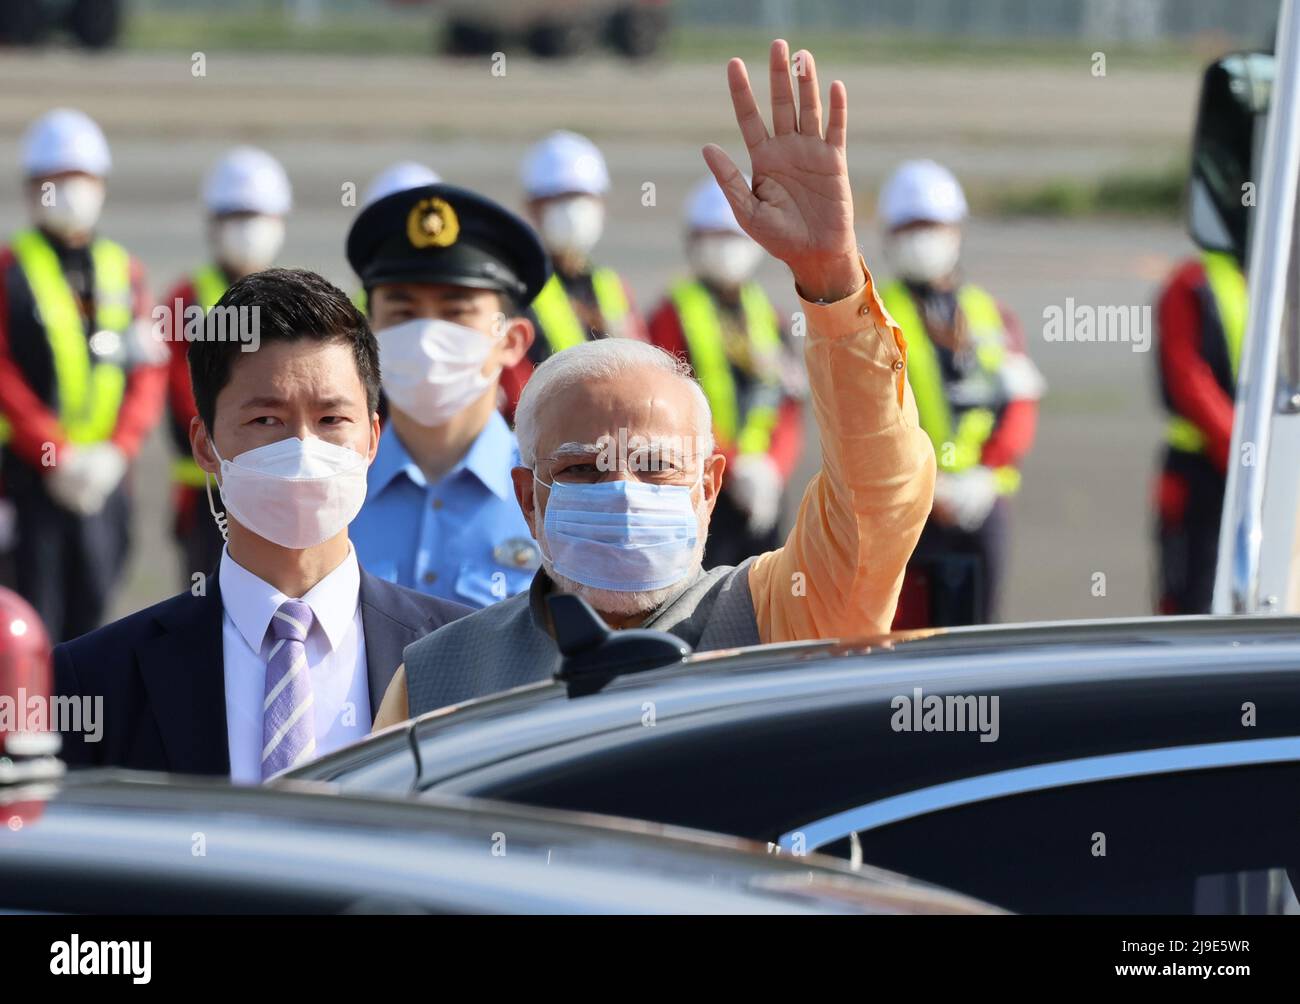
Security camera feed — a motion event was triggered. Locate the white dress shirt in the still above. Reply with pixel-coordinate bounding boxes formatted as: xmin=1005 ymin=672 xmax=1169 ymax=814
xmin=220 ymin=544 xmax=372 ymax=784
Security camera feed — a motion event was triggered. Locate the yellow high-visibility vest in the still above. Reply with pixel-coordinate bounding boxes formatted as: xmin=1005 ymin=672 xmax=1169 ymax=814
xmin=172 ymin=264 xmax=230 ymax=488
xmin=670 ymin=279 xmax=783 ymax=455
xmin=532 ymin=268 xmax=632 ymax=353
xmin=0 ymin=229 xmax=131 ymax=447
xmin=1165 ymin=251 xmax=1247 ymax=455
xmin=880 ymin=280 xmax=1020 ymax=495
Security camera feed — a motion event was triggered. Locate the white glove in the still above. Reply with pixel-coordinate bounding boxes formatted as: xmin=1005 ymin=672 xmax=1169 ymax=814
xmin=81 ymin=443 xmax=128 ymax=499
xmin=45 ymin=444 xmax=126 ymax=517
xmin=933 ymin=466 xmax=999 ymax=532
xmin=47 ymin=449 xmax=101 ymax=516
xmin=727 ymin=453 xmax=782 ymax=536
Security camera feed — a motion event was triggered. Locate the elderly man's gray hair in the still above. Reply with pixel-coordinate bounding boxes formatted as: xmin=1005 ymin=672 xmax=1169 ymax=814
xmin=514 ymin=338 xmax=714 ymax=469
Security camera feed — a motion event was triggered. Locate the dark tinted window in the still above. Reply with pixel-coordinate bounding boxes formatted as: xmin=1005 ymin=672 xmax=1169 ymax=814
xmin=818 ymin=763 xmax=1300 ymax=914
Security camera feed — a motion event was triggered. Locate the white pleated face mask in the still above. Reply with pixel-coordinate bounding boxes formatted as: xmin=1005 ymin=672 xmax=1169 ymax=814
xmin=208 ymin=436 xmax=368 ymax=549
xmin=886 ymin=227 xmax=962 ymax=284
xmin=688 ymin=234 xmax=764 ymax=287
xmin=376 ymin=317 xmax=499 ymax=427
xmin=539 ymin=196 xmax=605 ymax=257
xmin=36 ymin=177 xmax=105 ymax=239
xmin=214 ymin=215 xmax=285 ymax=272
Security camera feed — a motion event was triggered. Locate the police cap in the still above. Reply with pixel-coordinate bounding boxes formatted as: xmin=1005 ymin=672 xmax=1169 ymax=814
xmin=346 ymin=183 xmax=550 ymax=305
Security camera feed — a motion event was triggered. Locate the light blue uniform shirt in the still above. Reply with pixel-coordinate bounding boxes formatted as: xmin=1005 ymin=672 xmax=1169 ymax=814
xmin=351 ymin=411 xmax=539 ymax=609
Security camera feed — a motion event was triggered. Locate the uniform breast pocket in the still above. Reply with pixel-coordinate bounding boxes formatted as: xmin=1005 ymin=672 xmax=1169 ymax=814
xmin=453 ymin=563 xmax=532 ymax=609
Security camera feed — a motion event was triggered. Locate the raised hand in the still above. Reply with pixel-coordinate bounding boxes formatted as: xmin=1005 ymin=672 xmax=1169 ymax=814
xmin=703 ymin=39 xmax=862 ymax=303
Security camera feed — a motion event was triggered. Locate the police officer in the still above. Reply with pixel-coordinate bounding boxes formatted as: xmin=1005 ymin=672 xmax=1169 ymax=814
xmin=0 ymin=109 xmax=166 ymax=642
xmin=519 ymin=131 xmax=646 ymax=373
xmin=164 ymin=146 xmax=292 ymax=583
xmin=647 ymin=176 xmax=804 ymax=567
xmin=346 ymin=183 xmax=547 ymax=607
xmin=877 ymin=160 xmax=1042 ymax=628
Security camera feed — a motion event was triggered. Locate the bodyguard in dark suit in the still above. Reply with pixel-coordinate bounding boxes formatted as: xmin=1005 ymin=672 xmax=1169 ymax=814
xmin=54 ymin=268 xmax=467 ymax=780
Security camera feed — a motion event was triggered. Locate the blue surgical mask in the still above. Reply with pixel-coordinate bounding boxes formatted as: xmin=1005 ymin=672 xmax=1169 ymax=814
xmin=535 ymin=474 xmax=702 ymax=592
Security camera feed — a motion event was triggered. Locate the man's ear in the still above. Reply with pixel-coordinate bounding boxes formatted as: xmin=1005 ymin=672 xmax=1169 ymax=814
xmin=511 ymin=465 xmax=539 ymax=539
xmin=190 ymin=416 xmax=219 ymax=475
xmin=497 ymin=315 xmax=535 ymax=368
xmin=366 ymin=411 xmax=381 ymax=464
xmin=702 ymin=452 xmax=726 ymax=517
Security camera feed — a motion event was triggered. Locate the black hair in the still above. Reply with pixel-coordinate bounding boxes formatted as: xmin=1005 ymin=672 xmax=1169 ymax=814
xmin=189 ymin=267 xmax=380 ymax=430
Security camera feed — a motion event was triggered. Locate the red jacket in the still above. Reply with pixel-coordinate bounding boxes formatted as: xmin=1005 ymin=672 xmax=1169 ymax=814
xmin=162 ymin=277 xmax=202 ymax=455
xmin=1156 ymin=259 xmax=1235 ymax=474
xmin=0 ymin=241 xmax=165 ymax=473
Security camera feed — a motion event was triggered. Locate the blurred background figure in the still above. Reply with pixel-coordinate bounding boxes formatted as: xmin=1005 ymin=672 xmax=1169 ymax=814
xmin=165 ymin=146 xmax=292 ymax=585
xmin=648 ymin=176 xmax=804 ymax=568
xmin=1153 ymin=52 xmax=1269 ymax=615
xmin=346 ymin=183 xmax=545 ymax=607
xmin=881 ymin=160 xmax=1042 ymax=628
xmin=362 ymin=160 xmax=443 ymax=209
xmin=0 ymin=109 xmax=165 ymax=643
xmin=518 ymin=130 xmax=647 ymax=413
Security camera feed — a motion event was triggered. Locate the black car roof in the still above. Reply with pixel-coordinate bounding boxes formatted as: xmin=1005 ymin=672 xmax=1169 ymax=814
xmin=295 ymin=614 xmax=1300 ymax=792
xmin=0 ymin=771 xmax=997 ymax=914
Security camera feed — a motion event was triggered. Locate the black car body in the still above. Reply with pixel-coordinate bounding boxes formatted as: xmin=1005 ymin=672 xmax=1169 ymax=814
xmin=289 ymin=615 xmax=1300 ymax=915
xmin=0 ymin=768 xmax=996 ymax=914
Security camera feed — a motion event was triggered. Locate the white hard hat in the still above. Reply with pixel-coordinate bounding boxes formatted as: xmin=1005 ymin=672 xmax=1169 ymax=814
xmin=203 ymin=147 xmax=292 ymax=216
xmin=521 ymin=130 xmax=609 ymax=199
xmin=362 ymin=161 xmax=442 ymax=208
xmin=22 ymin=108 xmax=111 ymax=178
xmin=684 ymin=175 xmax=749 ymax=235
xmin=877 ymin=159 xmax=968 ymax=230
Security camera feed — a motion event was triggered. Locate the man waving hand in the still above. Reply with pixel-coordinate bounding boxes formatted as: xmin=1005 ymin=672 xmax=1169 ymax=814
xmin=378 ymin=40 xmax=937 ymax=720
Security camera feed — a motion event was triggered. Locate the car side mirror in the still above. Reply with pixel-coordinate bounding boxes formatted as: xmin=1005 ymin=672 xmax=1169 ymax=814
xmin=548 ymin=593 xmax=691 ymax=697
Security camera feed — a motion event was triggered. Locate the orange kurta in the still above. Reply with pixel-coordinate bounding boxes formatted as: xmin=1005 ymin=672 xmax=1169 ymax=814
xmin=749 ymin=256 xmax=934 ymax=642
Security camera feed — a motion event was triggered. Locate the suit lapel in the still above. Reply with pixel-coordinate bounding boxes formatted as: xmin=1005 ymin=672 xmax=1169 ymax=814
xmin=136 ymin=571 xmax=231 ymax=777
xmin=358 ymin=570 xmax=421 ymax=715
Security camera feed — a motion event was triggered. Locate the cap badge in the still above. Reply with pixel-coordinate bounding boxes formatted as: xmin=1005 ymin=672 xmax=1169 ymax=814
xmin=407 ymin=196 xmax=459 ymax=249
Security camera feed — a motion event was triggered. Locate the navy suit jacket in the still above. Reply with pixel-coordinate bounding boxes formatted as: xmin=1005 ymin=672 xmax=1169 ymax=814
xmin=52 ymin=567 xmax=468 ymax=777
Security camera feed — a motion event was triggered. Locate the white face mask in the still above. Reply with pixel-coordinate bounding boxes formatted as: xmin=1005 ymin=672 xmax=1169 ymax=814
xmin=538 ymin=196 xmax=604 ymax=258
xmin=35 ymin=177 xmax=105 ymax=239
xmin=688 ymin=233 xmax=764 ymax=287
xmin=214 ymin=215 xmax=285 ymax=272
xmin=208 ymin=436 xmax=369 ymax=550
xmin=376 ymin=317 xmax=499 ymax=428
xmin=887 ymin=227 xmax=962 ymax=284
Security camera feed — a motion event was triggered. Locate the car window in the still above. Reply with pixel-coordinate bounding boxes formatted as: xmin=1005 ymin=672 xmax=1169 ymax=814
xmin=804 ymin=761 xmax=1300 ymax=914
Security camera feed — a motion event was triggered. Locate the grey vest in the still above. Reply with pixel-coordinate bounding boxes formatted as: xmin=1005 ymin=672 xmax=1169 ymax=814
xmin=404 ymin=560 xmax=759 ymax=714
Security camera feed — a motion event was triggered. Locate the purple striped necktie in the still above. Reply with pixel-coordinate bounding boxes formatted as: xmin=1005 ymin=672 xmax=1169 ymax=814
xmin=261 ymin=598 xmax=316 ymax=780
